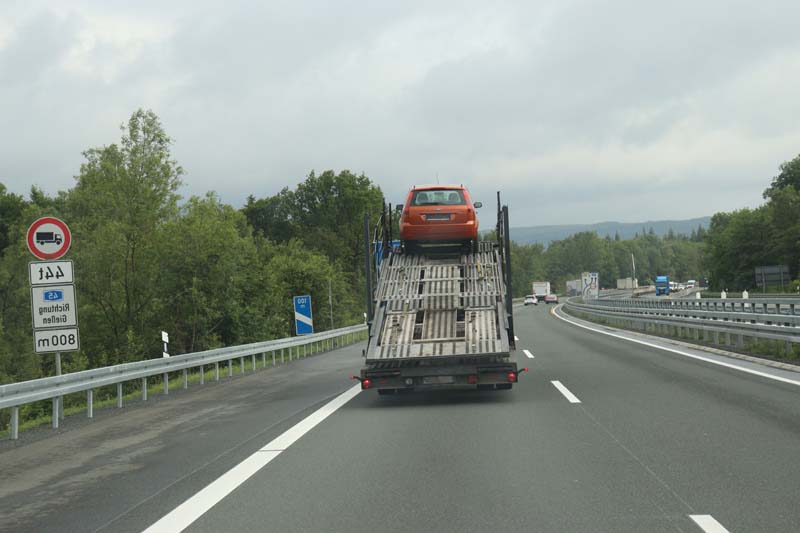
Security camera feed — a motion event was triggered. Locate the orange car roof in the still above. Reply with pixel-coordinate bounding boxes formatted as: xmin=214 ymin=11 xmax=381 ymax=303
xmin=411 ymin=184 xmax=465 ymax=190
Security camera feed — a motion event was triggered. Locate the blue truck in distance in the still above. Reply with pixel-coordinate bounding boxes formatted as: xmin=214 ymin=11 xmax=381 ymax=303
xmin=655 ymin=275 xmax=670 ymax=296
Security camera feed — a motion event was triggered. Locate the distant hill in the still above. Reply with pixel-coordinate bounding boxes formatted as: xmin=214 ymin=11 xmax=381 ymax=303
xmin=509 ymin=216 xmax=711 ymax=246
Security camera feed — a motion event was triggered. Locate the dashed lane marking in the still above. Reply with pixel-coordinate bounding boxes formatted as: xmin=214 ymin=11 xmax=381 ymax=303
xmin=551 ymin=380 xmax=581 ymax=403
xmin=689 ymin=514 xmax=730 ymax=532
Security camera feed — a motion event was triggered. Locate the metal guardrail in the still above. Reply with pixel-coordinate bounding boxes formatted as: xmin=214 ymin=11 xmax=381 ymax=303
xmin=1 ymin=324 xmax=367 ymax=440
xmin=589 ymin=296 xmax=800 ymax=315
xmin=564 ymin=296 xmax=800 ymax=355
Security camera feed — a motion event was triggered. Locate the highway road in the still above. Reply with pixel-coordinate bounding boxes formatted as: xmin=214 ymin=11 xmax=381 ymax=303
xmin=2 ymin=305 xmax=800 ymax=532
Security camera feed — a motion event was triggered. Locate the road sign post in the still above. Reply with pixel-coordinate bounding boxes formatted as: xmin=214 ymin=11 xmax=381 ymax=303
xmin=293 ymin=295 xmax=314 ymax=335
xmin=26 ymin=218 xmax=79 ymax=431
xmin=162 ymin=331 xmax=170 ymax=358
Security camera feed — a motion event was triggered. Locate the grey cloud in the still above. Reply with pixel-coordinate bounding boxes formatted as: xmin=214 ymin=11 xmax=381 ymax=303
xmin=1 ymin=0 xmax=799 ymax=226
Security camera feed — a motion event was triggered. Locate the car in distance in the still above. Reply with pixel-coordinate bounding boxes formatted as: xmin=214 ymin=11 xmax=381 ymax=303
xmin=524 ymin=295 xmax=538 ymax=306
xmin=399 ymin=184 xmax=481 ymax=252
xmin=544 ymin=294 xmax=558 ymax=304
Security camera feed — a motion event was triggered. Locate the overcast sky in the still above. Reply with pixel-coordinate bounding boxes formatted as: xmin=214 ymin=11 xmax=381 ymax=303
xmin=2 ymin=0 xmax=800 ymax=226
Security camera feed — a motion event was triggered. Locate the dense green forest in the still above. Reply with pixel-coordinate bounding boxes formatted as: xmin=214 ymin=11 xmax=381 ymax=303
xmin=508 ymin=228 xmax=705 ymax=298
xmin=1 ymin=108 xmax=798 ymax=399
xmin=0 ymin=110 xmax=382 ymax=396
xmin=703 ymin=155 xmax=800 ymax=291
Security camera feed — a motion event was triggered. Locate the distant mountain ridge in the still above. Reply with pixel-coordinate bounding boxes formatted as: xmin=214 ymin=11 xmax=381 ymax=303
xmin=509 ymin=216 xmax=711 ymax=246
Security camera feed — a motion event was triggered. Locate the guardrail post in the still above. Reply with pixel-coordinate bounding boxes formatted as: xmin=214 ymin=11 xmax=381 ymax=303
xmin=117 ymin=382 xmax=123 ymax=408
xmin=289 ymin=347 xmax=293 ymax=361
xmin=252 ymin=354 xmax=256 ymax=371
xmin=11 ymin=407 xmax=19 ymax=440
xmin=87 ymin=389 xmax=94 ymax=418
xmin=713 ymin=331 xmax=720 ymax=345
xmin=227 ymin=359 xmax=233 ymax=377
xmin=52 ymin=398 xmax=59 ymax=429
xmin=262 ymin=352 xmax=266 ymax=367
xmin=240 ymin=356 xmax=245 ymax=374
xmin=142 ymin=378 xmax=148 ymax=401
xmin=199 ymin=365 xmax=205 ymax=384
xmin=281 ymin=349 xmax=285 ymax=364
xmin=215 ymin=362 xmax=220 ymax=381
xmin=786 ymin=340 xmax=793 ymax=356
xmin=272 ymin=351 xmax=276 ymax=366
xmin=183 ymin=369 xmax=188 ymax=389
xmin=736 ymin=334 xmax=744 ymax=349
xmin=163 ymin=373 xmax=169 ymax=395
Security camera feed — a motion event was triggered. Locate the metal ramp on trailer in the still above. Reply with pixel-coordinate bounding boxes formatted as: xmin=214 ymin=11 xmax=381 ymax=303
xmin=367 ymin=241 xmax=510 ymax=360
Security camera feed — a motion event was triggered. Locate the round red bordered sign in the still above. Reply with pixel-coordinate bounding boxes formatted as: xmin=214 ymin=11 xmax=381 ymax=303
xmin=27 ymin=217 xmax=72 ymax=260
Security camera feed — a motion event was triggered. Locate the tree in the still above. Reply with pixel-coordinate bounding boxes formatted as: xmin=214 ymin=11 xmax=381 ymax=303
xmin=704 ymin=208 xmax=774 ymax=290
xmin=0 ymin=184 xmax=26 ymax=255
xmin=765 ymin=186 xmax=800 ymax=280
xmin=764 ymin=153 xmax=800 ymax=198
xmin=291 ymin=170 xmax=384 ymax=278
xmin=266 ymin=239 xmax=360 ymax=331
xmin=243 ymin=190 xmax=296 ymax=243
xmin=66 ymin=109 xmax=183 ymax=364
xmin=244 ymin=170 xmax=384 ymax=285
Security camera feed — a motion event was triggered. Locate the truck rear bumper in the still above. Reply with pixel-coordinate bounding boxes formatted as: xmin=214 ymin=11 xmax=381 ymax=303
xmin=360 ymin=362 xmax=521 ymax=392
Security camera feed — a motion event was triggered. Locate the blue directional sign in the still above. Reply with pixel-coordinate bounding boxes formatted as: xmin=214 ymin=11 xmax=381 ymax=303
xmin=43 ymin=290 xmax=64 ymax=302
xmin=293 ymin=295 xmax=314 ymax=335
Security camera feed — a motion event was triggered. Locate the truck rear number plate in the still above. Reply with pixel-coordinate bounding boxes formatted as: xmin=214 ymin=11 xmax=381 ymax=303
xmin=423 ymin=376 xmax=454 ymax=384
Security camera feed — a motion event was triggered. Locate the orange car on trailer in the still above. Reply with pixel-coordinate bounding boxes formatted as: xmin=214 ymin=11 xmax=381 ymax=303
xmin=398 ymin=184 xmax=482 ymax=252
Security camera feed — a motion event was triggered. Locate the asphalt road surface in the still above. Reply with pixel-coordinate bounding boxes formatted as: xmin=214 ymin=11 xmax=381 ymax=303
xmin=2 ymin=305 xmax=799 ymax=533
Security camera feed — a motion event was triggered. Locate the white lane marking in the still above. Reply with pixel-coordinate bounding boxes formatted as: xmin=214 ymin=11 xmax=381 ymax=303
xmin=551 ymin=380 xmax=581 ymax=403
xmin=514 ymin=335 xmax=519 ymax=341
xmin=142 ymin=384 xmax=362 ymax=533
xmin=523 ymin=349 xmax=534 ymax=359
xmin=553 ymin=306 xmax=800 ymax=388
xmin=689 ymin=514 xmax=730 ymax=532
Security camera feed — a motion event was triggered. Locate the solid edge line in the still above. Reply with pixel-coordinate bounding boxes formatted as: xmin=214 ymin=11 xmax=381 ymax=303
xmin=553 ymin=305 xmax=800 ymax=388
xmin=523 ymin=349 xmax=534 ymax=359
xmin=551 ymin=380 xmax=581 ymax=403
xmin=142 ymin=384 xmax=362 ymax=533
xmin=689 ymin=514 xmax=730 ymax=532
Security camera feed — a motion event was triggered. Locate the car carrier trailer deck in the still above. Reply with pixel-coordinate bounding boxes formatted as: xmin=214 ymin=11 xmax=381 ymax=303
xmin=356 ymin=194 xmax=522 ymax=394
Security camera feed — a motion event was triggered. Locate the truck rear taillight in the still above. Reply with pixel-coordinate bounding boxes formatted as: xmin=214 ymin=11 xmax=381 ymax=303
xmin=507 ymin=372 xmax=517 ymax=382
xmin=362 ymin=379 xmax=372 ymax=389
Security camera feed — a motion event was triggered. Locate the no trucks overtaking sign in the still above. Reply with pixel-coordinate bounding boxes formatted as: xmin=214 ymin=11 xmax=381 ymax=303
xmin=27 ymin=217 xmax=72 ymax=260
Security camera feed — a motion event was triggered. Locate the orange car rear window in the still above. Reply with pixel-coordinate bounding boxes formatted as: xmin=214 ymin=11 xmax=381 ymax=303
xmin=411 ymin=189 xmax=466 ymax=206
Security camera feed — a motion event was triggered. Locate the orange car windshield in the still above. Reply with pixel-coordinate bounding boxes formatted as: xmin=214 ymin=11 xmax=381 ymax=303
xmin=411 ymin=189 xmax=466 ymax=206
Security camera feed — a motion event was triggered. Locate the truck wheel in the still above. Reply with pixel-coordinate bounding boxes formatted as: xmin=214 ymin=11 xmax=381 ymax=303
xmin=471 ymin=239 xmax=478 ymax=254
